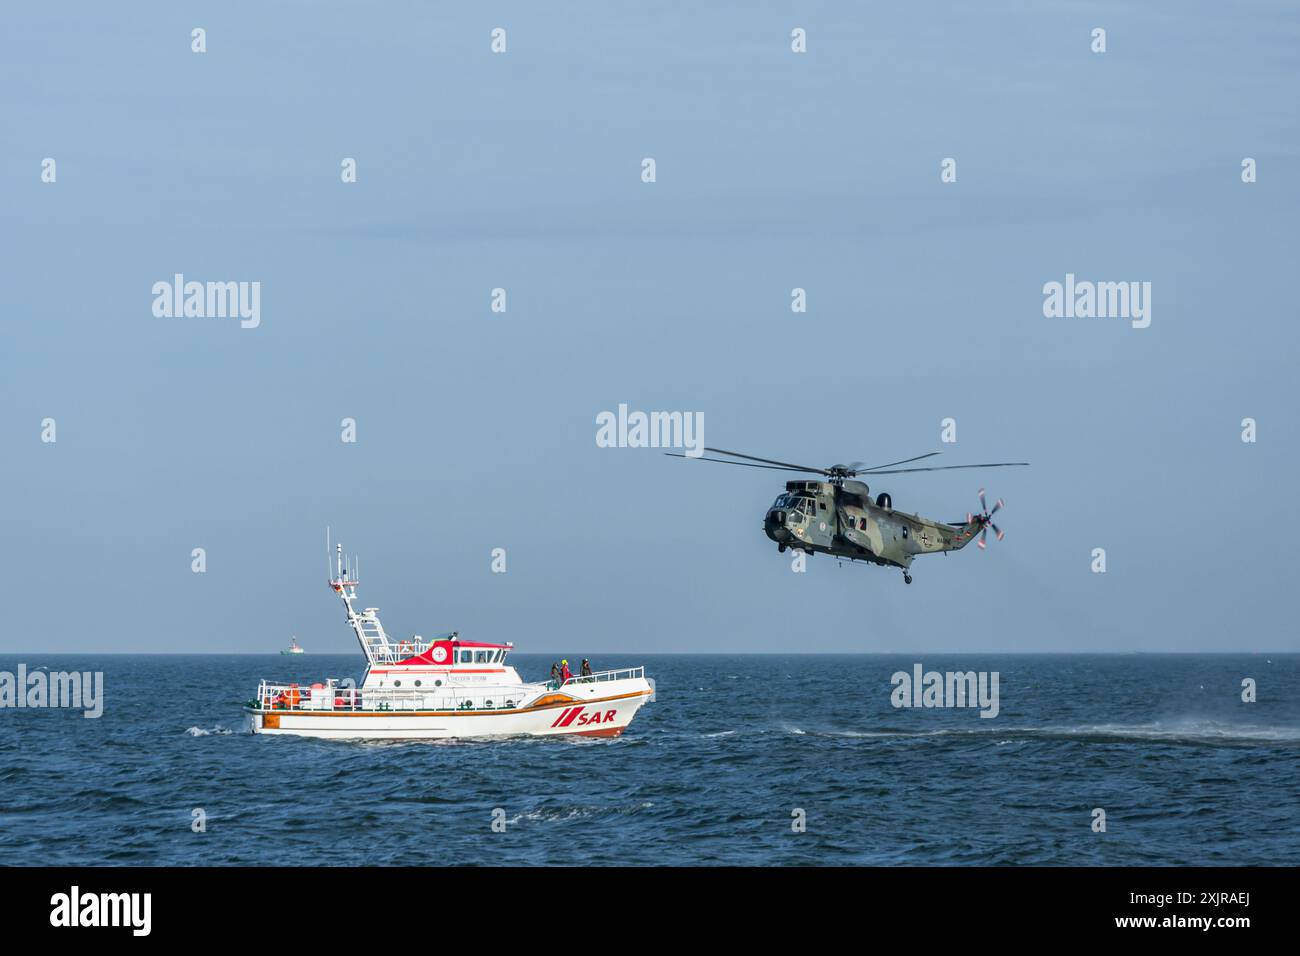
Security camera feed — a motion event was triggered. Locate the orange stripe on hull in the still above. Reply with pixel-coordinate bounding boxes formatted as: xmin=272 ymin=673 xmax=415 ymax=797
xmin=530 ymin=692 xmax=580 ymax=708
xmin=572 ymin=726 xmax=624 ymax=738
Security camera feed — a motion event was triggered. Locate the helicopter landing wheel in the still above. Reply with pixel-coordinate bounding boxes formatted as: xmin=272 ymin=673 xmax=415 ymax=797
xmin=904 ymin=572 xmax=913 ymax=585
xmin=778 ymin=544 xmax=786 ymax=553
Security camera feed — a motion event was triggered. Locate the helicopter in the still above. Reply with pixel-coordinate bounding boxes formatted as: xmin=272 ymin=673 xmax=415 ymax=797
xmin=667 ymin=447 xmax=1029 ymax=584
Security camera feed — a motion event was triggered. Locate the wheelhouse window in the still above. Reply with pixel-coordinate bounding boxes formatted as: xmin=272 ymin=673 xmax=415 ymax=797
xmin=459 ymin=650 xmax=472 ymax=663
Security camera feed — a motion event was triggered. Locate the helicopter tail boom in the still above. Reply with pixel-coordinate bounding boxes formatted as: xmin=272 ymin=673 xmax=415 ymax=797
xmin=944 ymin=517 xmax=985 ymax=551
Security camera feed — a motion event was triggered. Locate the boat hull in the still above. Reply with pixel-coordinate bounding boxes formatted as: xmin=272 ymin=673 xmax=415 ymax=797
xmin=244 ymin=683 xmax=653 ymax=740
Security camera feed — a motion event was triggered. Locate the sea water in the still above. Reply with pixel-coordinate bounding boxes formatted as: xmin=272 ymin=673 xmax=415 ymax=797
xmin=0 ymin=654 xmax=1295 ymax=866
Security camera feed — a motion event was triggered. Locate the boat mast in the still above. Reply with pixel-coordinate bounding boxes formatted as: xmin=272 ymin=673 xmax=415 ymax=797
xmin=327 ymin=534 xmax=392 ymax=664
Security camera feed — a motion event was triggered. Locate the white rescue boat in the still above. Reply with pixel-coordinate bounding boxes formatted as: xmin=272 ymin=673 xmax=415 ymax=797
xmin=245 ymin=541 xmax=655 ymax=740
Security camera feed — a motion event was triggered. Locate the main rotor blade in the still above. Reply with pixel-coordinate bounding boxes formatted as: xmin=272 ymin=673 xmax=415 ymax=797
xmin=702 ymin=447 xmax=830 ymax=475
xmin=857 ymin=452 xmax=942 ymax=473
xmin=664 ymin=453 xmax=824 ymax=474
xmin=857 ymin=462 xmax=1029 ymax=475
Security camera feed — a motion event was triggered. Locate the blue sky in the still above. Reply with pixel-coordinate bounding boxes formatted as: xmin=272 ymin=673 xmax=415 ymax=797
xmin=2 ymin=2 xmax=1297 ymax=652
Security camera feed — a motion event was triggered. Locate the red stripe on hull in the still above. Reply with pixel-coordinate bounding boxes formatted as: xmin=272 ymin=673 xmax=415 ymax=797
xmin=572 ymin=727 xmax=624 ymax=738
xmin=556 ymin=707 xmax=584 ymax=728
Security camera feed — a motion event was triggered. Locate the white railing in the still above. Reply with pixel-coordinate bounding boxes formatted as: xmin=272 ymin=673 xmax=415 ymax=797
xmin=365 ymin=640 xmax=433 ymax=664
xmin=559 ymin=666 xmax=644 ymax=688
xmin=250 ymin=666 xmax=648 ymax=713
xmin=251 ymin=679 xmax=534 ymax=714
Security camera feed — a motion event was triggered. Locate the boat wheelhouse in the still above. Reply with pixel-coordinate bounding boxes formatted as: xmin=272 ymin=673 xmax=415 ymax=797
xmin=244 ymin=541 xmax=655 ymax=740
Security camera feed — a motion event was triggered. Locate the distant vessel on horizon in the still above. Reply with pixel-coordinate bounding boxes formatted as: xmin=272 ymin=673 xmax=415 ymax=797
xmin=280 ymin=637 xmax=305 ymax=656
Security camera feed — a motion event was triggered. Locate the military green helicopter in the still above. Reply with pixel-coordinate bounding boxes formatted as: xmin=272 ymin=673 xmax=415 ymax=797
xmin=668 ymin=447 xmax=1028 ymax=583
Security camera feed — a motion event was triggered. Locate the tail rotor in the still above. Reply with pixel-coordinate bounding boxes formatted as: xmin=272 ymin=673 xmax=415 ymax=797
xmin=973 ymin=487 xmax=1006 ymax=550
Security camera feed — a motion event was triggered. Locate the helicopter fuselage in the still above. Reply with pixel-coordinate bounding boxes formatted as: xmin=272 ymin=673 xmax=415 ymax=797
xmin=763 ymin=479 xmax=983 ymax=570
